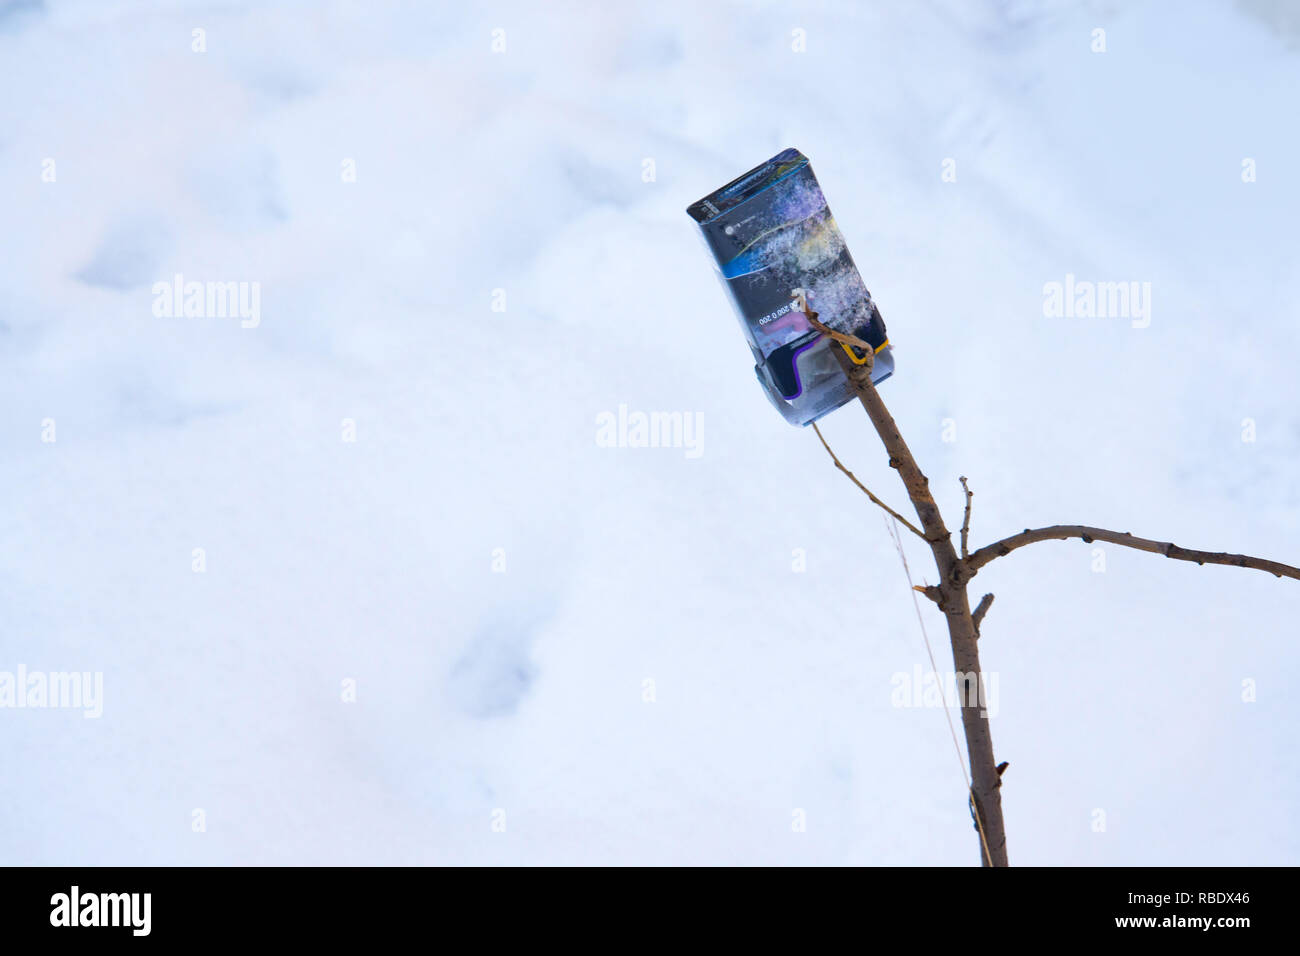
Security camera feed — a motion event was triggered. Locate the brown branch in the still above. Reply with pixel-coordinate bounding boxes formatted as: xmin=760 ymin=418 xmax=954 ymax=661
xmin=800 ymin=282 xmax=1294 ymax=867
xmin=972 ymin=593 xmax=994 ymax=637
xmin=967 ymin=525 xmax=1300 ymax=581
xmin=799 ymin=287 xmax=1007 ymax=865
xmin=959 ymin=476 xmax=973 ymax=560
xmin=811 ymin=423 xmax=925 ymax=541
xmin=815 ymin=316 xmax=1006 ymax=867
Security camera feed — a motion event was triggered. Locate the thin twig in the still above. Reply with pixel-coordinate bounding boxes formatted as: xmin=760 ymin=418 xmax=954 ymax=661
xmin=795 ymin=291 xmax=876 ymax=361
xmin=800 ymin=289 xmax=922 ymax=540
xmin=959 ymin=476 xmax=973 ymax=560
xmin=811 ymin=422 xmax=926 ymax=541
xmin=972 ymin=593 xmax=994 ymax=637
xmin=967 ymin=525 xmax=1300 ymax=581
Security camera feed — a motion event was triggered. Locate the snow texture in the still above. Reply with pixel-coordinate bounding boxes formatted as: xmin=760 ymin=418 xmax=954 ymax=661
xmin=1 ymin=0 xmax=1298 ymax=864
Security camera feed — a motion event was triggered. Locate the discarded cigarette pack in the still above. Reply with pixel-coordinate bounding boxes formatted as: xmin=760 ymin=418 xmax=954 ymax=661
xmin=686 ymin=148 xmax=893 ymax=425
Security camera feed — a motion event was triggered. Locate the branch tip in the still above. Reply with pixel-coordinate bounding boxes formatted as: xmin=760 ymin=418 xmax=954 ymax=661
xmin=959 ymin=476 xmax=973 ymax=559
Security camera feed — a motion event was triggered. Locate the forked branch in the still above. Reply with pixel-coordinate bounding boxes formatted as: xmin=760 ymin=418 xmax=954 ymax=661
xmin=803 ymin=293 xmax=1007 ymax=866
xmin=803 ymin=282 xmax=1295 ymax=869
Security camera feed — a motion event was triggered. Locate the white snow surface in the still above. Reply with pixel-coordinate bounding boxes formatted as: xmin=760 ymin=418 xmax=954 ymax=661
xmin=1 ymin=0 xmax=1298 ymax=865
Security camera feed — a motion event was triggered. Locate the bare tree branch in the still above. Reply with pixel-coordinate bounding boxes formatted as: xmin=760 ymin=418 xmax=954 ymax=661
xmin=967 ymin=525 xmax=1300 ymax=581
xmin=972 ymin=593 xmax=994 ymax=636
xmin=800 ymin=282 xmax=1294 ymax=867
xmin=959 ymin=476 xmax=973 ymax=560
xmin=811 ymin=423 xmax=926 ymax=541
xmin=807 ymin=303 xmax=1007 ymax=868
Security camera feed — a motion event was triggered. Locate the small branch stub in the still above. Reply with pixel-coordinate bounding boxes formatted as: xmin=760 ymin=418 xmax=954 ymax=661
xmin=972 ymin=593 xmax=994 ymax=637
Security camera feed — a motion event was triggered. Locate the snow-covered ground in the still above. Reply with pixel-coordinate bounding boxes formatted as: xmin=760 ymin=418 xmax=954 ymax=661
xmin=2 ymin=0 xmax=1297 ymax=865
